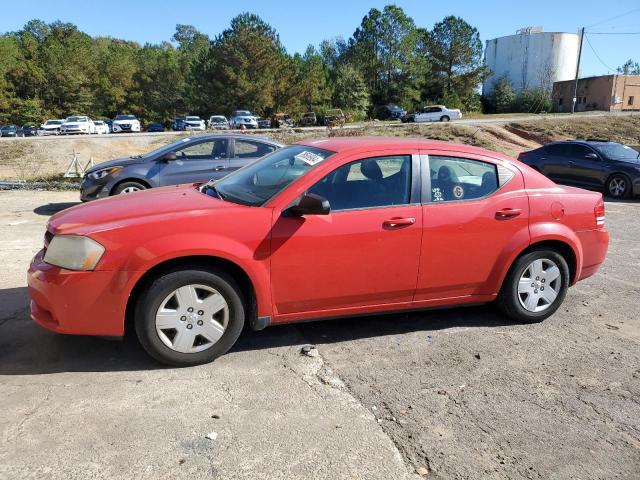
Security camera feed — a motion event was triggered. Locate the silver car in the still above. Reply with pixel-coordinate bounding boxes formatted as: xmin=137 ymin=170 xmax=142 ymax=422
xmin=229 ymin=110 xmax=258 ymax=129
xmin=80 ymin=134 xmax=282 ymax=201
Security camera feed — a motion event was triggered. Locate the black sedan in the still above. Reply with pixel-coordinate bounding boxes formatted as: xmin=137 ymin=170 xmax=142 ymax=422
xmin=80 ymin=134 xmax=282 ymax=201
xmin=146 ymin=122 xmax=165 ymax=132
xmin=21 ymin=124 xmax=38 ymax=137
xmin=518 ymin=140 xmax=640 ymax=199
xmin=374 ymin=104 xmax=407 ymax=120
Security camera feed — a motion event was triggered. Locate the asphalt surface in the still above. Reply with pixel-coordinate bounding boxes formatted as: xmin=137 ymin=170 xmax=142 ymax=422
xmin=0 ymin=190 xmax=639 ymax=479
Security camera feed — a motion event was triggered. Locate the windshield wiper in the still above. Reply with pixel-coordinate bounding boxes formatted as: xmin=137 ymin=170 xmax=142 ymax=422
xmin=201 ymin=181 xmax=226 ymax=201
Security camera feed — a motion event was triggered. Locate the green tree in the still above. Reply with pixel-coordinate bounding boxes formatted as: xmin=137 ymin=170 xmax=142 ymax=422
xmin=348 ymin=5 xmax=428 ymax=109
xmin=617 ymin=59 xmax=640 ymax=75
xmin=290 ymin=45 xmax=331 ymax=112
xmin=424 ymin=16 xmax=487 ymax=110
xmin=489 ymin=76 xmax=516 ymax=113
xmin=332 ymin=64 xmax=369 ymax=118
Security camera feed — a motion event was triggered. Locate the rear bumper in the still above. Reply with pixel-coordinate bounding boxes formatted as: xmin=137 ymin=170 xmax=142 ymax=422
xmin=28 ymin=250 xmax=128 ymax=336
xmin=576 ymin=228 xmax=609 ymax=281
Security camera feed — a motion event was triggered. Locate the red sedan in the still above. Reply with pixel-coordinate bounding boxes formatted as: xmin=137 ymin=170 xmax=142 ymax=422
xmin=28 ymin=138 xmax=609 ymax=366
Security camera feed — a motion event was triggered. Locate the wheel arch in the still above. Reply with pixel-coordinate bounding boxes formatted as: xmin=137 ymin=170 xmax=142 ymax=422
xmin=517 ymin=240 xmax=577 ymax=284
xmin=124 ymin=255 xmax=257 ymax=336
xmin=110 ymin=177 xmax=152 ymax=195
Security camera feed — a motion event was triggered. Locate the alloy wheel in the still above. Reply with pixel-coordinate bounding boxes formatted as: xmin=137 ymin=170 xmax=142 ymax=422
xmin=517 ymin=258 xmax=562 ymax=313
xmin=155 ymin=284 xmax=229 ymax=353
xmin=608 ymin=177 xmax=626 ymax=198
xmin=120 ymin=186 xmax=141 ymax=194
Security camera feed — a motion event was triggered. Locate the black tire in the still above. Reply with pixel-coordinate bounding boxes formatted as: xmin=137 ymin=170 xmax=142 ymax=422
xmin=605 ymin=174 xmax=631 ymax=199
xmin=496 ymin=248 xmax=569 ymax=324
xmin=135 ymin=268 xmax=245 ymax=366
xmin=112 ymin=181 xmax=147 ymax=195
xmin=440 ymin=115 xmax=450 ymax=122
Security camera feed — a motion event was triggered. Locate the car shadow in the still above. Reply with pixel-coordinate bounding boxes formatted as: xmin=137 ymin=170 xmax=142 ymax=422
xmin=0 ymin=285 xmax=514 ymax=375
xmin=33 ymin=202 xmax=81 ymax=216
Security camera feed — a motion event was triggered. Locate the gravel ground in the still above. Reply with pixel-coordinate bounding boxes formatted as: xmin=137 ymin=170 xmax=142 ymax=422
xmin=0 ymin=190 xmax=638 ymax=479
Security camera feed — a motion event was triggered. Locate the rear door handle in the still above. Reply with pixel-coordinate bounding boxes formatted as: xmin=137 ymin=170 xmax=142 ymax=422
xmin=383 ymin=217 xmax=415 ymax=228
xmin=495 ymin=208 xmax=522 ymax=220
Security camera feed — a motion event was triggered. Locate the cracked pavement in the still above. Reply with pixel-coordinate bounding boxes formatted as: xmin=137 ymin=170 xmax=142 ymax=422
xmin=1 ymin=190 xmax=639 ymax=479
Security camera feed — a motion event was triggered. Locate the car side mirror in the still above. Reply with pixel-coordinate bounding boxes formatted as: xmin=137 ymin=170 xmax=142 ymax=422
xmin=585 ymin=153 xmax=599 ymax=160
xmin=283 ymin=193 xmax=330 ymax=217
xmin=163 ymin=152 xmax=177 ymax=162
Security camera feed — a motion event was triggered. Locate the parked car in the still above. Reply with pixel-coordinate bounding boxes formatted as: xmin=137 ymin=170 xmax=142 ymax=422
xmin=30 ymin=137 xmax=609 ymax=366
xmin=273 ymin=113 xmax=295 ymax=128
xmin=411 ymin=105 xmax=462 ymax=123
xmin=229 ymin=110 xmax=258 ymax=129
xmin=38 ymin=119 xmax=64 ymax=136
xmin=93 ymin=121 xmax=109 ymax=135
xmin=172 ymin=117 xmax=186 ymax=131
xmin=21 ymin=124 xmax=38 ymax=137
xmin=299 ymin=112 xmax=317 ymax=127
xmin=184 ymin=116 xmax=206 ymax=131
xmin=79 ymin=134 xmax=282 ymax=201
xmin=518 ymin=139 xmax=640 ymax=199
xmin=208 ymin=116 xmax=229 ymax=130
xmin=324 ymin=109 xmax=346 ymax=127
xmin=60 ymin=116 xmax=96 ymax=135
xmin=0 ymin=125 xmax=18 ymax=137
xmin=257 ymin=118 xmax=271 ymax=129
xmin=112 ymin=114 xmax=141 ymax=133
xmin=374 ymin=104 xmax=407 ymax=120
xmin=146 ymin=122 xmax=165 ymax=133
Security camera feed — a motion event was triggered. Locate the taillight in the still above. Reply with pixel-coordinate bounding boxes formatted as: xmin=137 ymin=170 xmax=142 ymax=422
xmin=594 ymin=197 xmax=605 ymax=227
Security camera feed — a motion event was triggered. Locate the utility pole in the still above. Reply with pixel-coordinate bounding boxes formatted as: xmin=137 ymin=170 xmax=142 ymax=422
xmin=571 ymin=27 xmax=585 ymax=114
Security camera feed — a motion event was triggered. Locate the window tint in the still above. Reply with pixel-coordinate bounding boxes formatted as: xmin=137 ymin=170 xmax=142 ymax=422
xmin=428 ymin=156 xmax=498 ymax=202
xmin=546 ymin=144 xmax=572 ymax=156
xmin=175 ymin=139 xmax=227 ymax=159
xmin=571 ymin=145 xmax=596 ymax=158
xmin=308 ymin=156 xmax=411 ymax=211
xmin=235 ymin=140 xmax=276 ymax=158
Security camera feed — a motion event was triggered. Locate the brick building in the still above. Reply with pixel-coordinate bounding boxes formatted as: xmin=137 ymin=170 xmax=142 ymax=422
xmin=552 ymin=74 xmax=640 ymax=112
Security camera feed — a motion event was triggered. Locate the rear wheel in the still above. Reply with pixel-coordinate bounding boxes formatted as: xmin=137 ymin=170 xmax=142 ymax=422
xmin=113 ymin=181 xmax=147 ymax=195
xmin=496 ymin=249 xmax=569 ymax=324
xmin=606 ymin=174 xmax=630 ymax=199
xmin=440 ymin=115 xmax=450 ymax=122
xmin=135 ymin=268 xmax=245 ymax=366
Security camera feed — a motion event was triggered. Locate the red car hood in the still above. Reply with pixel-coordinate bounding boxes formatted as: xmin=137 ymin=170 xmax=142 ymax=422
xmin=49 ymin=184 xmax=235 ymax=235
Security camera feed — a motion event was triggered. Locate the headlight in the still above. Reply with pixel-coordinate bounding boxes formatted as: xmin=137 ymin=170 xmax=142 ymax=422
xmin=88 ymin=166 xmax=122 ymax=180
xmin=44 ymin=235 xmax=105 ymax=271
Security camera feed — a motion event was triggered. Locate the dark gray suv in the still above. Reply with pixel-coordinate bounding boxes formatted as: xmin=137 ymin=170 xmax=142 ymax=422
xmin=81 ymin=134 xmax=282 ymax=201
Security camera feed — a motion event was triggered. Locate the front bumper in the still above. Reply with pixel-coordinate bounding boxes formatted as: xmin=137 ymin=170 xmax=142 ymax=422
xmin=80 ymin=176 xmax=112 ymax=201
xmin=113 ymin=124 xmax=140 ymax=133
xmin=28 ymin=250 xmax=128 ymax=336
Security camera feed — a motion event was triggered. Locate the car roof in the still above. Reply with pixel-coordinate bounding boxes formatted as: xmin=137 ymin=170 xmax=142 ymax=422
xmin=551 ymin=139 xmax=620 ymax=146
xmin=188 ymin=133 xmax=283 ymax=146
xmin=297 ymin=136 xmax=509 ymax=158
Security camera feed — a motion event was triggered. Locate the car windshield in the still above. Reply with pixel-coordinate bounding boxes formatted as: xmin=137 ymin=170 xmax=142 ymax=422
xmin=210 ymin=145 xmax=334 ymax=206
xmin=186 ymin=116 xmax=200 ymax=121
xmin=66 ymin=116 xmax=86 ymax=122
xmin=211 ymin=117 xmax=225 ymax=122
xmin=593 ymin=143 xmax=639 ymax=161
xmin=236 ymin=111 xmax=252 ymax=116
xmin=94 ymin=121 xmax=104 ymax=125
xmin=115 ymin=115 xmax=136 ymax=120
xmin=46 ymin=120 xmax=62 ymax=125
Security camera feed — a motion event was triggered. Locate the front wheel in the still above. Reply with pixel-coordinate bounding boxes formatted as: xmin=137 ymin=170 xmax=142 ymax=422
xmin=135 ymin=268 xmax=245 ymax=366
xmin=496 ymin=249 xmax=569 ymax=324
xmin=440 ymin=115 xmax=450 ymax=122
xmin=113 ymin=181 xmax=147 ymax=195
xmin=606 ymin=174 xmax=630 ymax=199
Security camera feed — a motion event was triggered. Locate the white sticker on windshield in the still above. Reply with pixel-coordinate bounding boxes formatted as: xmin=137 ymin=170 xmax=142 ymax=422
xmin=181 ymin=137 xmax=190 ymax=142
xmin=295 ymin=151 xmax=325 ymax=166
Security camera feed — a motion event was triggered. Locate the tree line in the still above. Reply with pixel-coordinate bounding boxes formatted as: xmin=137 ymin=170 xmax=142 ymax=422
xmin=0 ymin=6 xmax=489 ymax=125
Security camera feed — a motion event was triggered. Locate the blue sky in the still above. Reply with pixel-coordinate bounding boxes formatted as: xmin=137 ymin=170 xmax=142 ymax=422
xmin=2 ymin=0 xmax=640 ymax=77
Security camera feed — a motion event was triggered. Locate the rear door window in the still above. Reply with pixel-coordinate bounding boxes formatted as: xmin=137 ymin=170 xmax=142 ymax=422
xmin=427 ymin=156 xmax=499 ymax=202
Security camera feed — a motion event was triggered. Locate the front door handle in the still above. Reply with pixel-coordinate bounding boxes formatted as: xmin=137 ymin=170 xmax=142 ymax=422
xmin=383 ymin=217 xmax=415 ymax=228
xmin=214 ymin=165 xmax=226 ymax=171
xmin=568 ymin=161 xmax=575 ymax=167
xmin=495 ymin=208 xmax=522 ymax=220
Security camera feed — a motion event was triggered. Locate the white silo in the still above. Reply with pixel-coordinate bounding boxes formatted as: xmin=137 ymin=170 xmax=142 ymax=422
xmin=483 ymin=27 xmax=580 ymax=97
